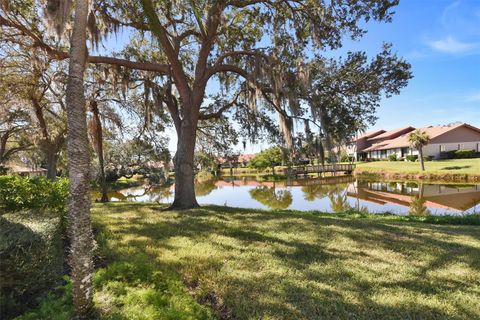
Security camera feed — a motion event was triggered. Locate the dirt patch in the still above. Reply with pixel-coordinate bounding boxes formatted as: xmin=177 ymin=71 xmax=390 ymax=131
xmin=185 ymin=278 xmax=237 ymax=320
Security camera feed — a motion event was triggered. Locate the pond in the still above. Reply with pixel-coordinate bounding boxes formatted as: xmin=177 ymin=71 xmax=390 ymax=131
xmin=102 ymin=176 xmax=480 ymax=215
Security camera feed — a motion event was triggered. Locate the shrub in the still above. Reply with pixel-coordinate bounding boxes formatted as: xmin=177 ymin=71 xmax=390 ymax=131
xmin=441 ymin=149 xmax=476 ymax=159
xmin=388 ymin=154 xmax=397 ymax=161
xmin=406 ymin=155 xmax=418 ymax=162
xmin=0 ymin=213 xmax=64 ymax=319
xmin=454 ymin=149 xmax=476 ymax=159
xmin=0 ymin=176 xmax=68 ymax=215
xmin=339 ymin=152 xmax=354 ymax=163
xmin=423 ymin=156 xmax=434 ymax=162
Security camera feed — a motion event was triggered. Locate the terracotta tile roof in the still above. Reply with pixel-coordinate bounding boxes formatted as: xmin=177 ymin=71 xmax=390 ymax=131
xmin=367 ymin=126 xmax=415 ymax=141
xmin=352 ymin=130 xmax=386 ymax=141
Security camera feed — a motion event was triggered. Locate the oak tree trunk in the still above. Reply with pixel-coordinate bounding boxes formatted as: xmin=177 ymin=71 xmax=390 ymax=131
xmin=45 ymin=150 xmax=58 ymax=180
xmin=170 ymin=118 xmax=199 ymax=209
xmin=317 ymin=105 xmax=335 ymax=163
xmin=65 ymin=0 xmax=95 ymax=318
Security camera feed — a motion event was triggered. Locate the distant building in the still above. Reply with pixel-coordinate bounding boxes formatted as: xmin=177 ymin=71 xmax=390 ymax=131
xmin=347 ymin=123 xmax=480 ymax=160
xmin=218 ymin=153 xmax=256 ymax=168
xmin=7 ymin=165 xmax=47 ymax=178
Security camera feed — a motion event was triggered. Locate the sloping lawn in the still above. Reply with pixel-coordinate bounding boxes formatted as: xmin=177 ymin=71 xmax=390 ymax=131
xmin=356 ymin=158 xmax=480 ymax=177
xmin=90 ymin=203 xmax=480 ymax=320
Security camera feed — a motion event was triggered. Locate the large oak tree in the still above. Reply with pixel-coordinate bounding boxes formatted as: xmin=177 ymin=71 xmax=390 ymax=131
xmin=1 ymin=0 xmax=403 ymax=209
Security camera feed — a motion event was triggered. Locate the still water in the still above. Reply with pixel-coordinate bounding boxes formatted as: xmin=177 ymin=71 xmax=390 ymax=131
xmin=104 ymin=176 xmax=480 ymax=215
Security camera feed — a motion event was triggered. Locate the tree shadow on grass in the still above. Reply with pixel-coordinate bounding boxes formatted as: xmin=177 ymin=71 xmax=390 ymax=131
xmin=441 ymin=165 xmax=471 ymax=170
xmin=92 ymin=203 xmax=480 ymax=320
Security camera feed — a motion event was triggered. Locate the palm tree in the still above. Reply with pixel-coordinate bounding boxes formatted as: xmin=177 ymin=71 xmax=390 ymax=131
xmin=64 ymin=0 xmax=95 ymax=318
xmin=408 ymin=129 xmax=430 ymax=171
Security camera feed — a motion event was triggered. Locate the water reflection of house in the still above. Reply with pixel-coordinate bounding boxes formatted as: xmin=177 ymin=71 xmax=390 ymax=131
xmin=215 ymin=179 xmax=280 ymax=188
xmin=347 ymin=181 xmax=480 ymax=212
xmin=7 ymin=165 xmax=47 ymax=178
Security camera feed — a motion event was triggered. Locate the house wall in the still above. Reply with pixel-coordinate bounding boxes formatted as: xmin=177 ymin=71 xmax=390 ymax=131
xmin=420 ymin=126 xmax=480 ymax=159
xmin=369 ymin=140 xmax=480 ymax=160
xmin=368 ymin=148 xmax=413 ymax=159
xmin=422 ymin=141 xmax=480 ymax=159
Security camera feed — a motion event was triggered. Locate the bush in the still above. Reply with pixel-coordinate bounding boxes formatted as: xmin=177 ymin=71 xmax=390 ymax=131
xmin=0 ymin=213 xmax=64 ymax=319
xmin=388 ymin=154 xmax=397 ymax=161
xmin=339 ymin=152 xmax=354 ymax=163
xmin=454 ymin=149 xmax=476 ymax=159
xmin=423 ymin=156 xmax=434 ymax=162
xmin=440 ymin=149 xmax=477 ymax=159
xmin=0 ymin=176 xmax=68 ymax=215
xmin=406 ymin=155 xmax=418 ymax=162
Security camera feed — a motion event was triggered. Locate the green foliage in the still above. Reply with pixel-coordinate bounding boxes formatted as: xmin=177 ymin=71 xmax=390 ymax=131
xmin=339 ymin=151 xmax=354 ymax=163
xmin=0 ymin=176 xmax=68 ymax=215
xmin=442 ymin=149 xmax=477 ymax=159
xmin=248 ymin=147 xmax=283 ymax=171
xmin=0 ymin=212 xmax=64 ymax=319
xmin=15 ymin=278 xmax=73 ymax=320
xmin=408 ymin=129 xmax=430 ymax=150
xmin=195 ymin=151 xmax=218 ymax=172
xmin=406 ymin=155 xmax=418 ymax=162
xmin=388 ymin=153 xmax=397 ymax=161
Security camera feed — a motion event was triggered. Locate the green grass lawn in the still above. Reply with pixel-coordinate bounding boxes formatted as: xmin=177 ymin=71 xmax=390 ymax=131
xmin=355 ymin=158 xmax=480 ymax=177
xmin=85 ymin=203 xmax=479 ymax=320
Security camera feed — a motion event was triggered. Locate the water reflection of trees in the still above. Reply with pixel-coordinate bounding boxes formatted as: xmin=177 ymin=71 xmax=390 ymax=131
xmin=301 ymin=182 xmax=371 ymax=213
xmin=301 ymin=184 xmax=347 ymax=201
xmin=408 ymin=195 xmax=430 ymax=216
xmin=195 ymin=179 xmax=217 ymax=196
xmin=249 ymin=186 xmax=292 ymax=209
xmin=126 ymin=185 xmax=173 ymax=203
xmin=328 ymin=192 xmax=352 ymax=213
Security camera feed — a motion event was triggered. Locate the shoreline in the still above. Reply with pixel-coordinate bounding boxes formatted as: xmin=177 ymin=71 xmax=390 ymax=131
xmin=354 ymin=170 xmax=480 ymax=183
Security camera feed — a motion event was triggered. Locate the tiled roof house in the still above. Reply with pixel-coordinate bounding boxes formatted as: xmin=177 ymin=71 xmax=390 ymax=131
xmin=347 ymin=123 xmax=480 ymax=160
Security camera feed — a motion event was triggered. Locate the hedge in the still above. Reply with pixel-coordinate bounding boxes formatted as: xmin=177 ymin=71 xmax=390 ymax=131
xmin=0 ymin=176 xmax=68 ymax=215
xmin=0 ymin=213 xmax=63 ymax=319
xmin=0 ymin=176 xmax=68 ymax=319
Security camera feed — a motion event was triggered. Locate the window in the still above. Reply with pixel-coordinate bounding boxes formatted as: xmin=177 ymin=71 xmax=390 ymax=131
xmin=477 ymin=143 xmax=480 ymax=152
xmin=440 ymin=145 xmax=446 ymax=152
xmin=458 ymin=143 xmax=464 ymax=150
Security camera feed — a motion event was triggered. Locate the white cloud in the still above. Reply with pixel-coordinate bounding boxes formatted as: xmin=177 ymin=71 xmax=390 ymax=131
xmin=428 ymin=36 xmax=480 ymax=54
xmin=442 ymin=1 xmax=461 ymax=27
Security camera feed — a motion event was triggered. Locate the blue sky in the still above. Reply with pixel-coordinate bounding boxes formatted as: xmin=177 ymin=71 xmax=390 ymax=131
xmin=341 ymin=0 xmax=480 ymax=132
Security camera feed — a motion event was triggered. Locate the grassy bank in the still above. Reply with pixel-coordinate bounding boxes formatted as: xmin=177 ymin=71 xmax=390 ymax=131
xmin=22 ymin=203 xmax=480 ymax=319
xmin=355 ymin=158 xmax=480 ymax=182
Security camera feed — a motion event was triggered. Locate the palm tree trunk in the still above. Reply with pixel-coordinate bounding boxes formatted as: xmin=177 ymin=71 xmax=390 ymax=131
xmin=419 ymin=147 xmax=425 ymax=171
xmin=65 ymin=0 xmax=95 ymax=318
